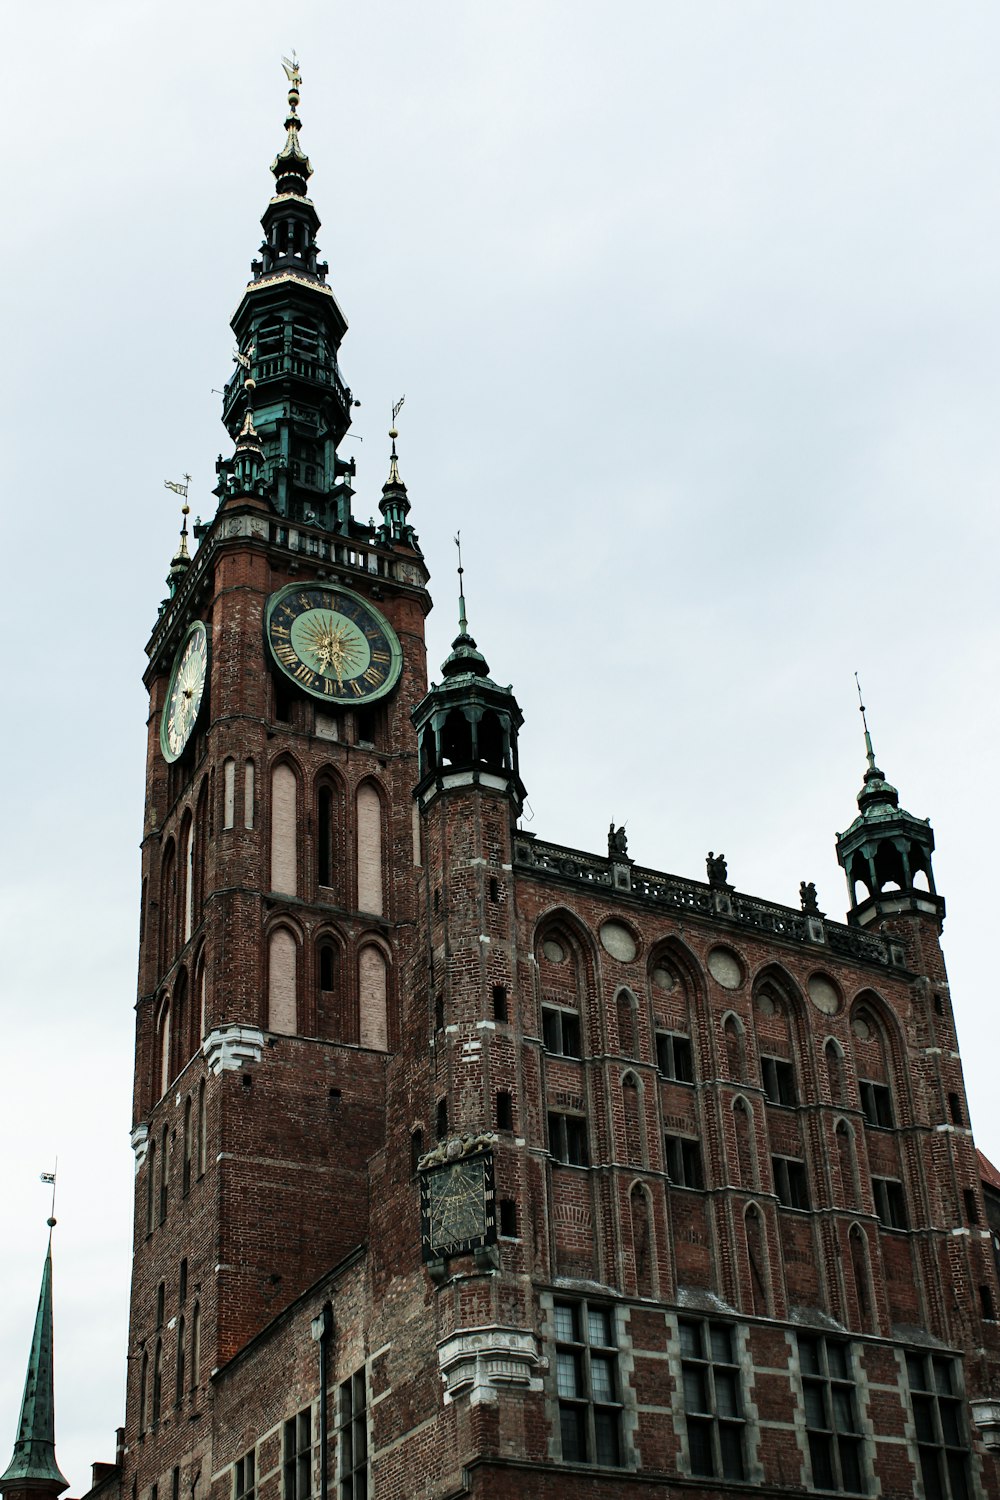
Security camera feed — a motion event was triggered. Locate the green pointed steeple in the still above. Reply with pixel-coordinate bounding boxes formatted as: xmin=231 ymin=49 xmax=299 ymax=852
xmin=1 ymin=1232 xmax=68 ymax=1496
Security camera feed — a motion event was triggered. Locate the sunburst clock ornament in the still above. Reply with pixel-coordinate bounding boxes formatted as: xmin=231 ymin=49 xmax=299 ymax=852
xmin=265 ymin=583 xmax=403 ymax=704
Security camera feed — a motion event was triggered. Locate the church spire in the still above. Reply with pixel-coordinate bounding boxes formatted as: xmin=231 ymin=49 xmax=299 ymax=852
xmin=270 ymin=55 xmax=312 ymax=197
xmin=1 ymin=1225 xmax=68 ymax=1499
xmin=378 ymin=397 xmax=418 ymax=548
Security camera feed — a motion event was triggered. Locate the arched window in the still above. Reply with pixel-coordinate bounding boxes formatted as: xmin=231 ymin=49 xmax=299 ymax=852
xmin=145 ymin=1140 xmax=156 ymax=1236
xmin=268 ymin=928 xmax=298 ymax=1035
xmin=174 ymin=1316 xmax=186 ymax=1406
xmin=223 ymin=758 xmax=236 ymax=829
xmin=851 ymin=999 xmax=897 ymax=1129
xmin=244 ymin=759 xmax=255 ymax=829
xmin=849 ymin=1224 xmax=873 ymax=1333
xmin=151 ymin=1339 xmax=163 ymax=1425
xmin=356 ymin=783 xmax=384 ymax=915
xmin=138 ymin=1349 xmax=148 ymax=1433
xmin=190 ymin=1302 xmax=201 ymax=1389
xmin=156 ymin=999 xmax=171 ymax=1099
xmin=724 ymin=1014 xmax=746 ymax=1082
xmin=440 ymin=709 xmax=472 ymax=768
xmin=631 ymin=1183 xmax=654 ymax=1298
xmin=617 ymin=990 xmax=638 ymax=1058
xmin=197 ymin=1080 xmax=206 ymax=1177
xmin=825 ymin=1039 xmax=846 ymax=1106
xmin=746 ymin=1205 xmax=769 ymax=1316
xmin=180 ymin=812 xmax=195 ymax=945
xmin=172 ymin=969 xmax=188 ymax=1079
xmin=270 ymin=763 xmax=298 ymax=895
xmin=623 ymin=1073 xmax=643 ymax=1164
xmin=359 ymin=946 xmax=388 ymax=1051
xmin=159 ymin=1124 xmax=169 ymax=1224
xmin=197 ymin=959 xmax=207 ymax=1042
xmin=182 ymin=1097 xmax=192 ymax=1196
xmin=836 ymin=1121 xmax=858 ymax=1210
xmin=159 ymin=839 xmax=177 ymax=972
xmin=319 ymin=942 xmax=337 ymax=993
xmin=733 ymin=1097 xmax=755 ymax=1190
xmin=317 ymin=784 xmax=336 ymax=888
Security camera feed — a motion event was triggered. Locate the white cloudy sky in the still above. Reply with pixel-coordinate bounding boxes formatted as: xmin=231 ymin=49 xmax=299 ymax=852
xmin=2 ymin=2 xmax=999 ymax=1491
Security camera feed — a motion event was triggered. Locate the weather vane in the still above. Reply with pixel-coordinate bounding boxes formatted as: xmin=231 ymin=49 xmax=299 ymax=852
xmin=40 ymin=1162 xmax=57 ymax=1227
xmin=392 ymin=395 xmax=405 ymax=426
xmin=282 ymin=52 xmax=301 ymax=89
xmin=164 ymin=475 xmax=192 ymax=551
xmin=854 ymin=671 xmax=869 ymax=736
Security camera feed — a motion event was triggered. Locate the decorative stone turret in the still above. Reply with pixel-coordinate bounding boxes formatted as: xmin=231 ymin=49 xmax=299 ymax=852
xmin=411 ymin=543 xmax=526 ymax=812
xmin=1 ymin=1228 xmax=68 ymax=1500
xmin=836 ymin=691 xmax=942 ymax=929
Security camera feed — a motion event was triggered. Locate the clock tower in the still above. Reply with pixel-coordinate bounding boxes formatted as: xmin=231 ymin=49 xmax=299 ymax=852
xmin=124 ymin=59 xmax=429 ymax=1495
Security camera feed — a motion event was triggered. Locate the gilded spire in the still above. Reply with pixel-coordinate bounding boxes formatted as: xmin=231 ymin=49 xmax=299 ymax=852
xmin=1 ymin=1221 xmax=68 ymax=1495
xmin=271 ymin=54 xmax=312 ymax=194
xmin=164 ymin=477 xmax=192 ymax=597
xmin=379 ymin=397 xmax=415 ymax=544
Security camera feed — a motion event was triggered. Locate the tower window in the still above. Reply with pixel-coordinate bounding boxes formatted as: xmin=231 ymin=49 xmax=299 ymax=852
xmin=872 ymin=1177 xmax=908 ymax=1229
xmin=499 ymin=1199 xmax=518 ymax=1237
xmin=949 ymin=1092 xmax=964 ymax=1126
xmin=274 ymin=677 xmax=293 ymax=724
xmin=319 ymin=944 xmax=336 ymax=992
xmin=317 ymin=787 xmax=334 ymax=888
xmin=548 ymin=1112 xmax=589 ymax=1166
xmin=772 ymin=1156 xmax=810 ymax=1210
xmin=179 ymin=1258 xmax=187 ymax=1303
xmin=761 ymin=1056 xmax=797 ymax=1107
xmin=435 ymin=1098 xmax=448 ymax=1141
xmin=665 ymin=1134 xmax=704 ymax=1190
xmin=905 ymin=1352 xmax=971 ymax=1500
xmin=859 ymin=1080 xmax=894 ymax=1129
xmin=554 ymin=1300 xmax=623 ymax=1467
xmin=679 ymin=1318 xmax=746 ymax=1481
xmin=338 ymin=1370 xmax=368 ymax=1499
xmin=434 ymin=993 xmax=445 ymax=1032
xmin=542 ymin=1005 xmax=582 ymax=1058
xmin=283 ymin=1410 xmax=313 ymax=1500
xmin=489 ymin=876 xmax=499 ymax=902
xmin=492 ymin=985 xmax=509 ymax=1022
xmin=155 ymin=1281 xmax=165 ymax=1329
xmin=234 ymin=1450 xmax=255 ymax=1500
xmin=797 ymin=1335 xmax=864 ymax=1493
xmin=496 ymin=1091 xmax=513 ymax=1131
xmin=981 ymin=1285 xmax=996 ymax=1320
xmin=964 ymin=1189 xmax=980 ymax=1226
xmin=656 ymin=1032 xmax=694 ymax=1083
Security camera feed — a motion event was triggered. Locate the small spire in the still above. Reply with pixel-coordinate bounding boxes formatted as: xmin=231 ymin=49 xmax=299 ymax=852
xmin=1 ymin=1198 xmax=68 ymax=1496
xmin=271 ymin=54 xmax=312 ymax=194
xmin=164 ymin=477 xmax=193 ymax=597
xmin=855 ymin=672 xmax=877 ymax=774
xmin=378 ymin=397 xmax=413 ymax=542
xmin=455 ymin=530 xmax=468 ymax=636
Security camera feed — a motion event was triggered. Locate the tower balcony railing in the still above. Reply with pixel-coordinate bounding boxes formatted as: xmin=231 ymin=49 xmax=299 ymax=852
xmin=513 ymin=835 xmax=905 ymax=972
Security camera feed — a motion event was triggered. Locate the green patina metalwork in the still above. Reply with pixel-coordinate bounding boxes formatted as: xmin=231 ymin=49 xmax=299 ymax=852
xmin=1 ymin=1236 xmax=68 ymax=1492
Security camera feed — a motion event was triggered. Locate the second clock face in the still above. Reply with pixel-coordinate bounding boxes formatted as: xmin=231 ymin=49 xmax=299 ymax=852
xmin=161 ymin=621 xmax=209 ymax=763
xmin=265 ymin=583 xmax=403 ymax=704
xmin=420 ymin=1152 xmax=496 ymax=1261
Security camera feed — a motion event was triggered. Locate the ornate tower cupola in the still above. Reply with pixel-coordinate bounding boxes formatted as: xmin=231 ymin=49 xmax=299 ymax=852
xmin=378 ymin=415 xmax=418 ymax=549
xmin=221 ymin=57 xmax=357 ymax=531
xmin=835 ymin=688 xmax=942 ymax=928
xmin=1 ymin=1226 xmax=68 ymax=1500
xmin=412 ymin=544 xmax=526 ymax=812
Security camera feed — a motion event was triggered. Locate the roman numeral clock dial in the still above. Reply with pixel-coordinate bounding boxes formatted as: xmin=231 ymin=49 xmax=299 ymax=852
xmin=265 ymin=584 xmax=403 ymax=703
xmin=160 ymin=620 xmax=210 ymax=763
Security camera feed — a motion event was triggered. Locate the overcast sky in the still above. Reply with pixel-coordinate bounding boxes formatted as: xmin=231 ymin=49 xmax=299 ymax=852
xmin=2 ymin=3 xmax=999 ymax=1492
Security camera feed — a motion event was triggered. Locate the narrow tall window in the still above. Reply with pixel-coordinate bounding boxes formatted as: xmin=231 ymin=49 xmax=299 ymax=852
xmin=159 ymin=1125 xmax=169 ymax=1223
xmin=139 ymin=1350 xmax=148 ymax=1433
xmin=496 ymin=1091 xmax=513 ymax=1131
xmin=905 ymin=1352 xmax=971 ymax=1500
xmin=825 ymin=1040 xmax=846 ymax=1106
xmin=283 ymin=1410 xmax=313 ymax=1500
xmin=679 ymin=1318 xmax=746 ymax=1481
xmin=151 ymin=1340 xmax=163 ymax=1425
xmin=317 ymin=785 xmax=334 ymax=888
xmin=183 ymin=816 xmax=195 ymax=943
xmin=244 ymin=759 xmax=255 ymax=829
xmin=174 ymin=1316 xmax=186 ymax=1406
xmin=268 ymin=928 xmax=298 ymax=1035
xmin=798 ymin=1335 xmax=864 ymax=1493
xmin=182 ymin=1097 xmax=192 ymax=1196
xmin=872 ymin=1177 xmax=907 ymax=1229
xmin=554 ymin=1300 xmax=623 ymax=1466
xmin=492 ymin=985 xmax=509 ymax=1022
xmin=665 ymin=1134 xmax=704 ymax=1189
xmin=772 ymin=1155 xmax=810 ymax=1210
xmin=338 ymin=1370 xmax=368 ymax=1499
xmin=157 ymin=1001 xmax=171 ymax=1099
xmin=197 ymin=1080 xmax=207 ymax=1177
xmin=270 ymin=764 xmax=298 ymax=895
xmin=356 ymin=784 xmax=384 ymax=916
xmin=436 ymin=1098 xmax=448 ymax=1141
xmin=724 ymin=1016 xmax=746 ymax=1081
xmin=223 ymin=759 xmax=236 ymax=830
xmin=146 ymin=1141 xmax=156 ymax=1236
xmin=761 ymin=1055 xmax=797 ymax=1107
xmin=859 ymin=1080 xmax=893 ymax=1128
xmin=234 ymin=1450 xmax=255 ymax=1500
xmin=190 ymin=1302 xmax=200 ymax=1389
xmin=358 ymin=947 xmax=388 ymax=1051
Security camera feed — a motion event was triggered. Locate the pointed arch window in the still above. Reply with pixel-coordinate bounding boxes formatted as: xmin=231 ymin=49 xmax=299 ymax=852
xmin=724 ymin=1015 xmax=746 ymax=1082
xmin=746 ymin=1206 xmax=768 ymax=1317
xmin=182 ymin=1096 xmax=192 ymax=1196
xmin=630 ymin=1184 xmax=654 ymax=1298
xmin=268 ymin=927 xmax=298 ymax=1035
xmin=270 ymin=763 xmax=298 ymax=895
xmin=825 ymin=1040 xmax=846 ymax=1106
xmin=146 ymin=1140 xmax=156 ymax=1236
xmin=151 ymin=1339 xmax=163 ymax=1425
xmin=174 ymin=1316 xmax=186 ymax=1406
xmin=616 ymin=991 xmax=638 ymax=1058
xmin=359 ymin=946 xmax=388 ymax=1051
xmin=190 ymin=1301 xmax=201 ymax=1389
xmin=139 ymin=1349 xmax=149 ymax=1434
xmin=356 ymin=783 xmax=384 ymax=915
xmin=197 ymin=1079 xmax=206 ymax=1177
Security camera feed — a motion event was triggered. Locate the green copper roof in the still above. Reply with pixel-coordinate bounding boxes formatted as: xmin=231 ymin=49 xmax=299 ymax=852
xmin=1 ymin=1235 xmax=68 ymax=1493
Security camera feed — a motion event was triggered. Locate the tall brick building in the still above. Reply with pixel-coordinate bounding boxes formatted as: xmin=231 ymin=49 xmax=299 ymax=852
xmin=10 ymin=61 xmax=1000 ymax=1500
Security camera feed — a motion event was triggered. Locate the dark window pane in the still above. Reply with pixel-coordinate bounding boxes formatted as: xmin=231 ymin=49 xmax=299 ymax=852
xmin=913 ymin=1395 xmax=936 ymax=1444
xmin=827 ymin=1343 xmax=848 ymax=1381
xmin=933 ymin=1359 xmax=954 ymax=1397
xmin=719 ymin=1424 xmax=745 ymax=1480
xmin=799 ymin=1337 xmax=820 ymax=1375
xmin=687 ymin=1417 xmax=714 ymax=1477
xmin=554 ymin=1303 xmax=577 ymax=1342
xmin=804 ymin=1384 xmax=827 ymax=1430
xmin=542 ymin=1009 xmax=559 ymax=1052
xmin=559 ymin=1404 xmax=586 ymax=1463
xmin=809 ymin=1432 xmax=835 ymax=1490
xmin=907 ymin=1354 xmax=927 ymax=1391
xmin=939 ymin=1400 xmax=962 ymax=1447
xmin=562 ymin=1013 xmax=582 ymax=1058
xmin=919 ymin=1448 xmax=945 ymax=1500
xmin=714 ymin=1369 xmax=740 ymax=1419
xmin=683 ymin=1367 xmax=709 ymax=1413
xmin=556 ymin=1352 xmax=580 ymax=1398
xmin=946 ymin=1452 xmax=970 ymax=1500
xmin=839 ymin=1438 xmax=863 ymax=1493
xmin=679 ymin=1320 xmax=701 ymax=1359
xmin=710 ymin=1324 xmax=734 ymax=1364
xmin=590 ymin=1355 xmax=615 ymax=1403
xmin=594 ymin=1410 xmax=621 ymax=1468
xmin=588 ymin=1308 xmax=612 ymax=1347
xmin=674 ymin=1035 xmax=694 ymax=1082
xmin=833 ymin=1387 xmax=858 ymax=1433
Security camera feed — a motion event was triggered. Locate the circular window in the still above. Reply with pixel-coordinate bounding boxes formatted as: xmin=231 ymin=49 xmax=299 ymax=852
xmin=851 ymin=1012 xmax=872 ymax=1041
xmin=808 ymin=974 xmax=841 ymax=1016
xmin=600 ymin=921 xmax=638 ymax=963
xmin=541 ymin=938 xmax=565 ymax=964
xmin=755 ymin=990 xmax=779 ymax=1016
xmin=707 ymin=946 xmax=743 ymax=990
xmin=651 ymin=966 xmax=675 ymax=991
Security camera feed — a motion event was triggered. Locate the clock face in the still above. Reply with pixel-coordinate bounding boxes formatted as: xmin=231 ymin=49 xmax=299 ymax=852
xmin=265 ymin=583 xmax=403 ymax=704
xmin=420 ymin=1151 xmax=496 ymax=1261
xmin=161 ymin=621 xmax=209 ymax=763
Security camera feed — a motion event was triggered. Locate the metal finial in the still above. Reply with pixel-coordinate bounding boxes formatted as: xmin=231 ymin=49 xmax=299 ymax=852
xmin=854 ymin=672 xmax=877 ymax=772
xmin=387 ymin=396 xmax=405 ymax=484
xmin=281 ymin=52 xmax=302 ymax=109
xmin=454 ymin=531 xmax=468 ymax=635
xmin=164 ymin=476 xmax=192 ymax=558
